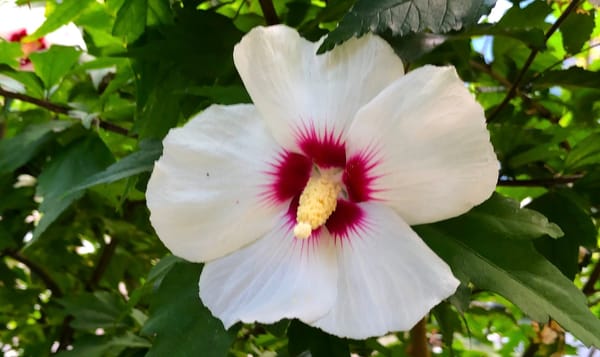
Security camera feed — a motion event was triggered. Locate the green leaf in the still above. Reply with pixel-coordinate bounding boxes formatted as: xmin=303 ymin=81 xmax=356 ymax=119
xmin=449 ymin=193 xmax=563 ymax=240
xmin=113 ymin=0 xmax=148 ymax=43
xmin=58 ymin=291 xmax=131 ymax=331
xmin=69 ymin=139 xmax=162 ymax=192
xmin=432 ymin=302 xmax=462 ymax=350
xmin=142 ymin=262 xmax=237 ymax=357
xmin=533 ymin=67 xmax=600 ymax=89
xmin=29 ymin=0 xmax=95 ymax=39
xmin=528 ymin=191 xmax=597 ymax=279
xmin=29 ymin=46 xmax=82 ymax=89
xmin=0 ymin=41 xmax=23 ymax=68
xmin=0 ymin=121 xmax=72 ymax=175
xmin=560 ymin=11 xmax=595 ymax=54
xmin=182 ymin=85 xmax=251 ymax=104
xmin=318 ymin=0 xmax=495 ymax=53
xmin=416 ymin=215 xmax=600 ymax=347
xmin=287 ymin=320 xmax=349 ymax=357
xmin=55 ymin=332 xmax=151 ymax=357
xmin=565 ymin=132 xmax=600 ymax=170
xmin=31 ymin=135 xmax=114 ymax=243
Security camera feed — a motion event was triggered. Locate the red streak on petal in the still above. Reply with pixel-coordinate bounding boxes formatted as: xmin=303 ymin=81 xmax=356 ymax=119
xmin=265 ymin=151 xmax=312 ymax=204
xmin=8 ymin=29 xmax=27 ymax=42
xmin=326 ymin=199 xmax=365 ymax=242
xmin=297 ymin=124 xmax=346 ymax=168
xmin=343 ymin=152 xmax=379 ymax=202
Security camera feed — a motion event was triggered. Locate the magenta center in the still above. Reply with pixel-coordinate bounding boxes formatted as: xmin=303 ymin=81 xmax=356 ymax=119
xmin=267 ymin=127 xmax=379 ymax=241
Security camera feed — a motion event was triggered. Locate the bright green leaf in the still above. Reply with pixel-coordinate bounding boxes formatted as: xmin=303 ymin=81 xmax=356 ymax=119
xmin=142 ymin=262 xmax=237 ymax=357
xmin=113 ymin=0 xmax=148 ymax=43
xmin=0 ymin=41 xmax=23 ymax=68
xmin=318 ymin=0 xmax=495 ymax=53
xmin=29 ymin=46 xmax=82 ymax=89
xmin=29 ymin=0 xmax=95 ymax=39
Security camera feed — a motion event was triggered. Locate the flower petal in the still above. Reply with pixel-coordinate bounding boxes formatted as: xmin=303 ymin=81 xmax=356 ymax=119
xmin=233 ymin=25 xmax=404 ymax=149
xmin=346 ymin=66 xmax=498 ymax=225
xmin=312 ymin=202 xmax=459 ymax=339
xmin=200 ymin=218 xmax=338 ymax=328
xmin=146 ymin=104 xmax=281 ymax=262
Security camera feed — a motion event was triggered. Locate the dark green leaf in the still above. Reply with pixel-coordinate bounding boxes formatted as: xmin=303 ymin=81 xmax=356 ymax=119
xmin=31 ymin=135 xmax=114 ymax=243
xmin=528 ymin=191 xmax=597 ymax=279
xmin=432 ymin=302 xmax=462 ymax=350
xmin=69 ymin=139 xmax=162 ymax=192
xmin=565 ymin=132 xmax=600 ymax=170
xmin=113 ymin=0 xmax=148 ymax=43
xmin=448 ymin=193 xmax=563 ymax=240
xmin=29 ymin=46 xmax=82 ymax=89
xmin=416 ymin=214 xmax=600 ymax=347
xmin=0 ymin=121 xmax=71 ymax=175
xmin=560 ymin=11 xmax=595 ymax=54
xmin=55 ymin=332 xmax=151 ymax=357
xmin=142 ymin=262 xmax=237 ymax=357
xmin=58 ymin=291 xmax=131 ymax=330
xmin=287 ymin=320 xmax=349 ymax=357
xmin=318 ymin=0 xmax=495 ymax=53
xmin=533 ymin=67 xmax=600 ymax=89
xmin=182 ymin=85 xmax=251 ymax=104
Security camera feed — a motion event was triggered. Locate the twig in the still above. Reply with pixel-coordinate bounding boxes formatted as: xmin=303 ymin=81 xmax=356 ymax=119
xmin=497 ymin=175 xmax=583 ymax=187
xmin=407 ymin=317 xmax=430 ymax=357
xmin=522 ymin=339 xmax=539 ymax=357
xmin=3 ymin=250 xmax=63 ymax=298
xmin=487 ymin=0 xmax=582 ymax=122
xmin=583 ymin=261 xmax=600 ymax=295
xmin=0 ymin=87 xmax=134 ymax=137
xmin=258 ymin=0 xmax=279 ymax=25
xmin=86 ymin=238 xmax=119 ymax=291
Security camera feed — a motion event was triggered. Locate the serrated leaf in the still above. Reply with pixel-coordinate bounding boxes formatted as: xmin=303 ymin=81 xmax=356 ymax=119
xmin=31 ymin=136 xmax=114 ymax=243
xmin=448 ymin=193 xmax=563 ymax=240
xmin=528 ymin=191 xmax=597 ymax=279
xmin=0 ymin=121 xmax=72 ymax=175
xmin=69 ymin=139 xmax=162 ymax=193
xmin=416 ymin=216 xmax=600 ymax=347
xmin=113 ymin=0 xmax=147 ymax=43
xmin=318 ymin=0 xmax=495 ymax=53
xmin=29 ymin=45 xmax=82 ymax=89
xmin=142 ymin=262 xmax=237 ymax=357
xmin=560 ymin=11 xmax=595 ymax=54
xmin=29 ymin=0 xmax=95 ymax=39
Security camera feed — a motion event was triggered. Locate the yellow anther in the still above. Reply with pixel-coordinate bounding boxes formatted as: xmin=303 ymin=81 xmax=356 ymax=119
xmin=293 ymin=175 xmax=341 ymax=239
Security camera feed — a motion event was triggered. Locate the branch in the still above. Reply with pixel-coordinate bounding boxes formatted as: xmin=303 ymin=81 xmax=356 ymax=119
xmin=407 ymin=317 xmax=430 ymax=357
xmin=497 ymin=175 xmax=583 ymax=187
xmin=583 ymin=261 xmax=600 ymax=295
xmin=487 ymin=0 xmax=582 ymax=122
xmin=0 ymin=87 xmax=134 ymax=137
xmin=86 ymin=238 xmax=119 ymax=291
xmin=258 ymin=0 xmax=279 ymax=25
xmin=3 ymin=250 xmax=63 ymax=298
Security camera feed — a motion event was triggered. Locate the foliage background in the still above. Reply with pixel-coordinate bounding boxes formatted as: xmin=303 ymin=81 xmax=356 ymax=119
xmin=1 ymin=0 xmax=600 ymax=355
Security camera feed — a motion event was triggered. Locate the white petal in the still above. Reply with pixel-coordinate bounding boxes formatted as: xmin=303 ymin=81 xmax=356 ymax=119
xmin=312 ymin=203 xmax=459 ymax=339
xmin=233 ymin=25 xmax=404 ymax=149
xmin=146 ymin=104 xmax=281 ymax=262
xmin=200 ymin=218 xmax=338 ymax=328
xmin=346 ymin=66 xmax=498 ymax=225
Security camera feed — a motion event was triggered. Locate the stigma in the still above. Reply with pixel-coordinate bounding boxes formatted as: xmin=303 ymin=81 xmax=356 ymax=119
xmin=293 ymin=174 xmax=341 ymax=239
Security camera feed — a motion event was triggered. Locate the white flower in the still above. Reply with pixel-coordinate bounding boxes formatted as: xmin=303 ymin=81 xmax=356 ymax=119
xmin=146 ymin=25 xmax=498 ymax=339
xmin=0 ymin=1 xmax=85 ymax=69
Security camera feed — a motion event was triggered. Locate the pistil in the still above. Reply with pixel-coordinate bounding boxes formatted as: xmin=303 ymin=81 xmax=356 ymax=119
xmin=293 ymin=174 xmax=341 ymax=239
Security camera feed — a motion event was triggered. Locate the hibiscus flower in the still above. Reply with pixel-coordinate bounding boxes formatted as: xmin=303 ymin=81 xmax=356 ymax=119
xmin=146 ymin=25 xmax=498 ymax=339
xmin=0 ymin=0 xmax=85 ymax=70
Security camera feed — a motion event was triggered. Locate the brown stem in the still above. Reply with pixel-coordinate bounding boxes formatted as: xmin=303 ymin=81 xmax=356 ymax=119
xmin=487 ymin=0 xmax=582 ymax=122
xmin=258 ymin=0 xmax=279 ymax=25
xmin=3 ymin=250 xmax=63 ymax=298
xmin=497 ymin=175 xmax=583 ymax=187
xmin=583 ymin=261 xmax=600 ymax=295
xmin=0 ymin=87 xmax=134 ymax=137
xmin=86 ymin=238 xmax=119 ymax=291
xmin=407 ymin=317 xmax=430 ymax=357
xmin=522 ymin=340 xmax=539 ymax=357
